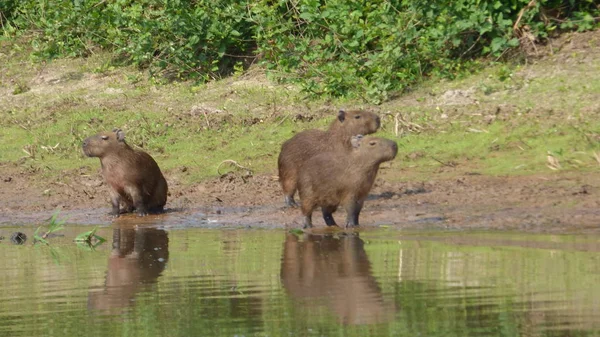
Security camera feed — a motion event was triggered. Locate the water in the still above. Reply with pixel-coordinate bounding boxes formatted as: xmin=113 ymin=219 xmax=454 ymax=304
xmin=1 ymin=225 xmax=600 ymax=337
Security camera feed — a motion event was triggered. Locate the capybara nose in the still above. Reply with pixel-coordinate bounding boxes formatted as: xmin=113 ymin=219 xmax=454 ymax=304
xmin=82 ymin=139 xmax=88 ymax=148
xmin=391 ymin=141 xmax=398 ymax=153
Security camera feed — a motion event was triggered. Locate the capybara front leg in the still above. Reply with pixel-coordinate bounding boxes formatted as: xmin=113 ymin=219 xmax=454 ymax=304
xmin=109 ymin=190 xmax=121 ymax=217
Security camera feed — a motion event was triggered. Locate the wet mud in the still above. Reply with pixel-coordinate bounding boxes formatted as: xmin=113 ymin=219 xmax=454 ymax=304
xmin=2 ymin=159 xmax=600 ymax=233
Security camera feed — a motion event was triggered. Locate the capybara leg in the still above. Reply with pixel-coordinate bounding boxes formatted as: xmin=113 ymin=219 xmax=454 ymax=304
xmin=344 ymin=201 xmax=363 ymax=228
xmin=302 ymin=214 xmax=313 ymax=229
xmin=109 ymin=190 xmax=121 ymax=217
xmin=126 ymin=186 xmax=148 ymax=217
xmin=122 ymin=204 xmax=135 ymax=214
xmin=280 ymin=170 xmax=298 ymax=207
xmin=301 ymin=200 xmax=315 ymax=229
xmin=321 ymin=207 xmax=338 ymax=227
xmin=284 ymin=195 xmax=299 ymax=208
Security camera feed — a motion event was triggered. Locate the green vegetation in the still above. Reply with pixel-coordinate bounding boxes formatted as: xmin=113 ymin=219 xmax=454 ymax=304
xmin=1 ymin=0 xmax=598 ymax=100
xmin=31 ymin=211 xmax=105 ymax=247
xmin=33 ymin=210 xmax=66 ymax=244
xmin=1 ymin=2 xmax=599 ymax=185
xmin=1 ymin=34 xmax=600 ymax=184
xmin=74 ymin=226 xmax=106 ymax=249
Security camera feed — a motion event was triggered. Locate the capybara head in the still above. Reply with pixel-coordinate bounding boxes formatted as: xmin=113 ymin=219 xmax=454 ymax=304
xmin=351 ymin=135 xmax=398 ymax=164
xmin=82 ymin=128 xmax=127 ymax=158
xmin=334 ymin=109 xmax=381 ymax=136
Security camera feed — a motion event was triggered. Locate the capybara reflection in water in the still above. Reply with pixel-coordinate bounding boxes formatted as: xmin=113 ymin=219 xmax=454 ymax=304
xmin=82 ymin=128 xmax=168 ymax=217
xmin=298 ymin=135 xmax=398 ymax=228
xmin=278 ymin=109 xmax=381 ymax=207
xmin=281 ymin=233 xmax=395 ymax=325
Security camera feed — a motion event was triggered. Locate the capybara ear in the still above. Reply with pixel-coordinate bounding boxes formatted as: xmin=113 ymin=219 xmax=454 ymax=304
xmin=351 ymin=134 xmax=363 ymax=148
xmin=113 ymin=128 xmax=126 ymax=142
xmin=337 ymin=109 xmax=346 ymax=122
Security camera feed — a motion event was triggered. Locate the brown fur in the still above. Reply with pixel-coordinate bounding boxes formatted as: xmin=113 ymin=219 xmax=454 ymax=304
xmin=278 ymin=109 xmax=380 ymax=207
xmin=281 ymin=233 xmax=395 ymax=325
xmin=297 ymin=135 xmax=397 ymax=228
xmin=82 ymin=129 xmax=168 ymax=216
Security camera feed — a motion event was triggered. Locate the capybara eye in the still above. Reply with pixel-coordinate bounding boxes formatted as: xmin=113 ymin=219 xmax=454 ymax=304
xmin=354 ymin=115 xmax=361 ymax=119
xmin=369 ymin=141 xmax=377 ymax=146
xmin=101 ymin=135 xmax=109 ymax=140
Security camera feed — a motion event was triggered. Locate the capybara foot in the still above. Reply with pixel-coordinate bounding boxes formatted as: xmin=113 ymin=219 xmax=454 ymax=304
xmin=285 ymin=195 xmax=299 ymax=208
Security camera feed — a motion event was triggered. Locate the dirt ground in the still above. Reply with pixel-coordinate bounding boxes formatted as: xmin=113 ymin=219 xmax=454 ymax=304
xmin=1 ymin=160 xmax=600 ymax=233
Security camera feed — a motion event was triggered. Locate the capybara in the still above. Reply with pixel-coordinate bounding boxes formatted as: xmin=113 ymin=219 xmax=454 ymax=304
xmin=82 ymin=128 xmax=168 ymax=217
xmin=297 ymin=135 xmax=397 ymax=228
xmin=278 ymin=109 xmax=381 ymax=207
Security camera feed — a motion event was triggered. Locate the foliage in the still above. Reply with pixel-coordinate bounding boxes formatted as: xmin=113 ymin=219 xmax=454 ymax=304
xmin=7 ymin=0 xmax=255 ymax=80
xmin=4 ymin=0 xmax=599 ymax=101
xmin=74 ymin=226 xmax=106 ymax=250
xmin=252 ymin=0 xmax=599 ymax=102
xmin=33 ymin=210 xmax=66 ymax=244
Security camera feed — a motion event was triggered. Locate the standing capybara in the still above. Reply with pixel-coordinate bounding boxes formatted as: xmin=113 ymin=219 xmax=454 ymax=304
xmin=278 ymin=109 xmax=380 ymax=207
xmin=297 ymin=135 xmax=397 ymax=228
xmin=82 ymin=128 xmax=168 ymax=217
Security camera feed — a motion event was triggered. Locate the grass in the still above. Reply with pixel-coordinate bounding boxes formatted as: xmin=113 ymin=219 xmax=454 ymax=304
xmin=1 ymin=32 xmax=600 ymax=185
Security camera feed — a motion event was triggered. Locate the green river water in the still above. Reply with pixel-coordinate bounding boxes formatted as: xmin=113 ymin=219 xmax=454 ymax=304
xmin=1 ymin=225 xmax=599 ymax=337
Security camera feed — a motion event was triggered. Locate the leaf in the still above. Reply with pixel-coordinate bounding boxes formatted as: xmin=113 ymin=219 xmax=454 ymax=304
xmin=289 ymin=228 xmax=304 ymax=236
xmin=490 ymin=37 xmax=506 ymax=53
xmin=74 ymin=226 xmax=106 ymax=244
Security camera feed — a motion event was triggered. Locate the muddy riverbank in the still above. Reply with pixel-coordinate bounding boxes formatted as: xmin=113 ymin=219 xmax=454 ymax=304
xmin=2 ymin=161 xmax=599 ymax=232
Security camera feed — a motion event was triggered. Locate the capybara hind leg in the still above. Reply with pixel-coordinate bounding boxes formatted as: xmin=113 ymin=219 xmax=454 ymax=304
xmin=344 ymin=200 xmax=363 ymax=228
xmin=301 ymin=202 xmax=315 ymax=229
xmin=280 ymin=171 xmax=299 ymax=207
xmin=302 ymin=214 xmax=313 ymax=229
xmin=126 ymin=186 xmax=148 ymax=217
xmin=284 ymin=195 xmax=299 ymax=208
xmin=321 ymin=207 xmax=338 ymax=227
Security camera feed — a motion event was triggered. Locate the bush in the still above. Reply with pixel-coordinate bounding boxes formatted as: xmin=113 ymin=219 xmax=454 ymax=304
xmin=9 ymin=0 xmax=255 ymax=80
xmin=5 ymin=0 xmax=599 ymax=101
xmin=252 ymin=0 xmax=599 ymax=102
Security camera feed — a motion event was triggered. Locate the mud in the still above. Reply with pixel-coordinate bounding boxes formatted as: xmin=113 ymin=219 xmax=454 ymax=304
xmin=1 ymin=161 xmax=600 ymax=233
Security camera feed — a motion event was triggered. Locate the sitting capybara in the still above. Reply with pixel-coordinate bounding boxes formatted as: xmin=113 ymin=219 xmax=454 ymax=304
xmin=278 ymin=109 xmax=380 ymax=207
xmin=297 ymin=135 xmax=397 ymax=228
xmin=82 ymin=128 xmax=168 ymax=217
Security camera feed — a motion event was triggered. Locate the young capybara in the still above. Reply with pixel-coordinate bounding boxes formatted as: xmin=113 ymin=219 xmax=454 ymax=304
xmin=278 ymin=109 xmax=380 ymax=207
xmin=297 ymin=135 xmax=397 ymax=229
xmin=82 ymin=128 xmax=168 ymax=217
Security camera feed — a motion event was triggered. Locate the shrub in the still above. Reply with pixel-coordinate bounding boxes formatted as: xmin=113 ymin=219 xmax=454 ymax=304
xmin=5 ymin=0 xmax=599 ymax=101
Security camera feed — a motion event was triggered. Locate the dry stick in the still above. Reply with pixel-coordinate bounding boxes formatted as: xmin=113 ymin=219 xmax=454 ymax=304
xmin=513 ymin=0 xmax=537 ymax=32
xmin=203 ymin=109 xmax=211 ymax=129
xmin=217 ymin=160 xmax=253 ymax=176
xmin=513 ymin=0 xmax=538 ymax=55
xmin=431 ymin=156 xmax=456 ymax=168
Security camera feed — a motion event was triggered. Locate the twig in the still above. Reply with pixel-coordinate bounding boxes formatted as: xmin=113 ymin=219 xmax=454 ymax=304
xmin=431 ymin=156 xmax=456 ymax=167
xmin=217 ymin=160 xmax=253 ymax=175
xmin=203 ymin=109 xmax=211 ymax=129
